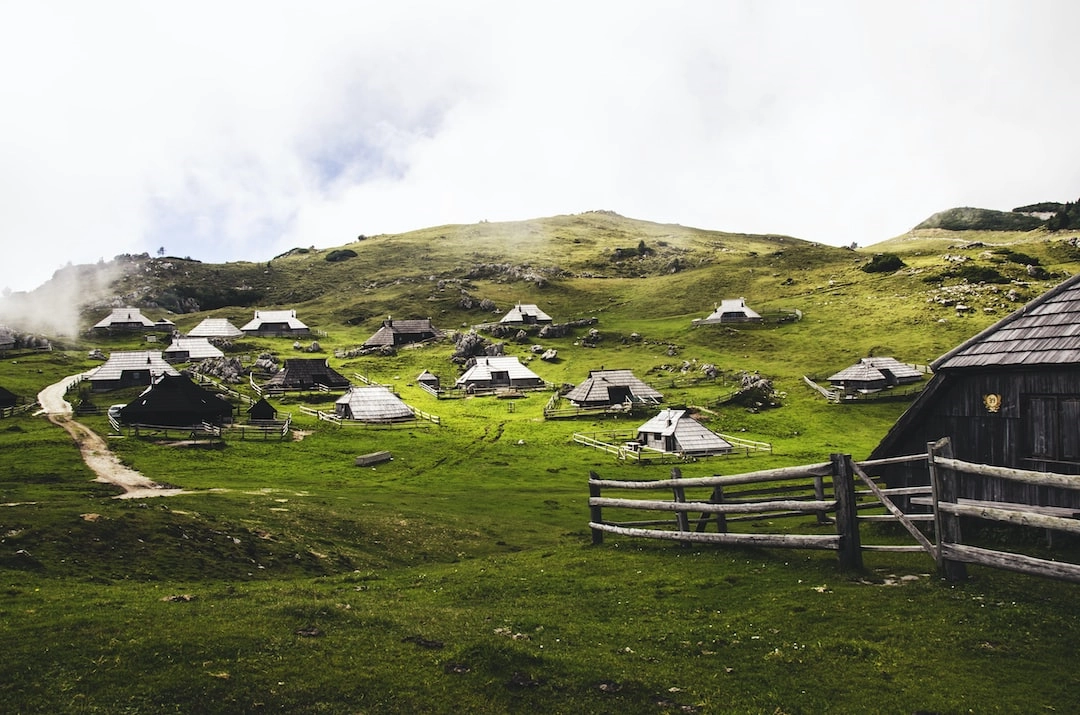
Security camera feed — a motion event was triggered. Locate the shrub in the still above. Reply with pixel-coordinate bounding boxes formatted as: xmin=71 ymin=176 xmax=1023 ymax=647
xmin=861 ymin=253 xmax=905 ymax=273
xmin=325 ymin=249 xmax=358 ymax=263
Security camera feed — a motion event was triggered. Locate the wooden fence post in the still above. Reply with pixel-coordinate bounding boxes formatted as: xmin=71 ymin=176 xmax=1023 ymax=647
xmin=928 ymin=438 xmax=967 ymax=581
xmin=813 ymin=474 xmax=830 ymax=524
xmin=695 ymin=486 xmax=726 ymax=533
xmin=832 ymin=453 xmax=863 ymax=571
xmin=588 ymin=471 xmax=604 ymax=545
xmin=671 ymin=468 xmax=690 ymax=544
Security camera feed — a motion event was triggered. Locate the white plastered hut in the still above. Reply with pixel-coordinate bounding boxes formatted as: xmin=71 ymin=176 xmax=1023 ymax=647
xmin=633 ymin=409 xmax=732 ymax=456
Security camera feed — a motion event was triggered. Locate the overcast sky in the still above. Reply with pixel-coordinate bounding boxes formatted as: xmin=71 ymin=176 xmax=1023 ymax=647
xmin=1 ymin=1 xmax=1077 ymax=293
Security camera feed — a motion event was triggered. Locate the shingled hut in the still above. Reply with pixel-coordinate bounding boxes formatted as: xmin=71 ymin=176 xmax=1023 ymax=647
xmin=247 ymin=397 xmax=278 ymax=422
xmin=363 ymin=318 xmax=441 ymax=348
xmin=119 ymin=374 xmax=234 ymax=427
xmin=163 ymin=337 xmax=225 ymax=363
xmin=87 ymin=351 xmax=180 ymax=391
xmin=692 ymin=298 xmax=763 ymax=325
xmin=335 ymin=386 xmax=415 ymax=423
xmin=92 ymin=307 xmax=156 ymax=333
xmin=869 ymin=273 xmax=1080 ymax=507
xmin=263 ymin=358 xmax=350 ymax=392
xmin=241 ymin=310 xmax=310 ymax=337
xmin=455 ymin=356 xmax=545 ymax=391
xmin=633 ymin=409 xmax=732 ymax=456
xmin=0 ymin=386 xmax=17 ymax=409
xmin=187 ymin=318 xmax=243 ymax=340
xmin=828 ymin=357 xmax=923 ymax=394
xmin=564 ymin=369 xmax=663 ymax=409
xmin=500 ymin=303 xmax=553 ymax=326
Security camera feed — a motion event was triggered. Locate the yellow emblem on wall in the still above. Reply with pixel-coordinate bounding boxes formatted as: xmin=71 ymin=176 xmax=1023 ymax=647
xmin=983 ymin=393 xmax=1002 ymax=413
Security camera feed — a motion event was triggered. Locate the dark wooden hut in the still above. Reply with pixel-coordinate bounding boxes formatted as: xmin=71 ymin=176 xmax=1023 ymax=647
xmin=564 ymin=369 xmax=663 ymax=408
xmin=119 ymin=374 xmax=234 ymax=427
xmin=263 ymin=358 xmax=350 ymax=391
xmin=247 ymin=397 xmax=278 ymax=422
xmin=363 ymin=318 xmax=441 ymax=348
xmin=0 ymin=386 xmax=17 ymax=409
xmin=869 ymin=273 xmax=1080 ymax=508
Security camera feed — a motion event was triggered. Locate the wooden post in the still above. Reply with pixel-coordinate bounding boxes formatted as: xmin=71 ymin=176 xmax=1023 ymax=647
xmin=832 ymin=453 xmax=863 ymax=571
xmin=928 ymin=438 xmax=967 ymax=581
xmin=813 ymin=474 xmax=830 ymax=524
xmin=695 ymin=486 xmax=726 ymax=533
xmin=671 ymin=467 xmax=690 ymax=535
xmin=588 ymin=471 xmax=604 ymax=545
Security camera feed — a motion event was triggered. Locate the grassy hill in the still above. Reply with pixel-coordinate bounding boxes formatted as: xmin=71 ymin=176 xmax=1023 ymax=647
xmin=2 ymin=211 xmax=1080 ymax=712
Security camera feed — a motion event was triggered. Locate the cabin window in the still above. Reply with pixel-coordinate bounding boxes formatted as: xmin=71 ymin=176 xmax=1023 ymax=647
xmin=1024 ymin=395 xmax=1080 ymax=463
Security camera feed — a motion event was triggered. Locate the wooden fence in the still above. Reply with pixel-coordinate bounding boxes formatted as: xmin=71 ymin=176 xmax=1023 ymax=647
xmin=574 ymin=429 xmax=772 ymax=462
xmin=297 ymin=404 xmax=439 ymax=428
xmin=1 ymin=402 xmax=39 ymax=419
xmin=589 ymin=437 xmax=1080 ymax=583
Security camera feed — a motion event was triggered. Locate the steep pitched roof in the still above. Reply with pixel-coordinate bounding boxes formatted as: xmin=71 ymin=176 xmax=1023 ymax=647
xmin=119 ymin=374 xmax=233 ymax=426
xmin=564 ymin=369 xmax=663 ymax=404
xmin=636 ymin=409 xmax=732 ymax=453
xmin=455 ymin=356 xmax=544 ymax=386
xmin=241 ymin=310 xmax=308 ymax=331
xmin=187 ymin=318 xmax=243 ymax=339
xmin=264 ymin=358 xmax=350 ymax=389
xmin=500 ymin=303 xmax=552 ymax=324
xmin=363 ymin=318 xmax=441 ymax=347
xmin=932 ymin=273 xmax=1080 ymax=369
xmin=697 ymin=298 xmax=762 ymax=324
xmin=93 ymin=307 xmax=156 ymax=329
xmin=89 ymin=351 xmax=180 ymax=382
xmin=335 ymin=386 xmax=414 ymax=422
xmin=0 ymin=385 xmax=17 ymax=407
xmin=164 ymin=337 xmax=225 ymax=361
xmin=828 ymin=362 xmax=887 ymax=385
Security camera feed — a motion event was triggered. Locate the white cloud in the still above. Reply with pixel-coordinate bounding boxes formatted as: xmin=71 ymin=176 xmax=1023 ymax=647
xmin=1 ymin=1 xmax=1079 ymax=293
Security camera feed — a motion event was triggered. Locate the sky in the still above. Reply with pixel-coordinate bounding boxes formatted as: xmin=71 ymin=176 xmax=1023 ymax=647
xmin=1 ymin=0 xmax=1078 ymax=293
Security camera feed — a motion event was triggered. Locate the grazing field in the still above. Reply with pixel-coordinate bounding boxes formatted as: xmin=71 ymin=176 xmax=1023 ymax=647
xmin=3 ymin=215 xmax=1080 ymax=712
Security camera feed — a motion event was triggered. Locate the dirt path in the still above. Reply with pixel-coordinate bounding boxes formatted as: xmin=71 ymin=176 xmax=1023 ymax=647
xmin=37 ymin=374 xmax=186 ymax=499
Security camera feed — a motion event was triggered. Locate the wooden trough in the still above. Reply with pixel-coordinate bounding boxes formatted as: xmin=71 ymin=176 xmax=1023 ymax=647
xmin=355 ymin=451 xmax=392 ymax=467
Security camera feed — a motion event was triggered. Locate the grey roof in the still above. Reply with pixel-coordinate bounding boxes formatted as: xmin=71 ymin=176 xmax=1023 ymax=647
xmin=862 ymin=357 xmax=923 ymax=382
xmin=828 ymin=362 xmax=887 ymax=384
xmin=500 ymin=304 xmax=553 ymax=324
xmin=564 ymin=369 xmax=663 ymax=404
xmin=89 ymin=351 xmax=180 ymax=382
xmin=697 ymin=298 xmax=762 ymax=324
xmin=335 ymin=386 xmax=414 ymax=422
xmin=363 ymin=319 xmax=441 ymax=347
xmin=93 ymin=307 xmax=155 ymax=329
xmin=164 ymin=337 xmax=225 ymax=361
xmin=933 ymin=273 xmax=1080 ymax=369
xmin=636 ymin=409 xmax=732 ymax=454
xmin=455 ymin=356 xmax=543 ymax=386
xmin=264 ymin=358 xmax=350 ymax=390
xmin=187 ymin=318 xmax=243 ymax=339
xmin=241 ymin=309 xmax=308 ymax=331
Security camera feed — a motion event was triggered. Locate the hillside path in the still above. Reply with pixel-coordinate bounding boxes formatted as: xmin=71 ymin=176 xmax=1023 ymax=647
xmin=37 ymin=373 xmax=186 ymax=499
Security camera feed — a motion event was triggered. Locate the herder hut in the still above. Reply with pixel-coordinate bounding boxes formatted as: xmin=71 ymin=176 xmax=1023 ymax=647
xmin=634 ymin=409 xmax=732 ymax=456
xmin=455 ymin=356 xmax=545 ymax=391
xmin=263 ymin=358 xmax=350 ymax=392
xmin=241 ymin=309 xmax=310 ymax=337
xmin=92 ymin=307 xmax=156 ymax=333
xmin=827 ymin=357 xmax=923 ymax=394
xmin=500 ymin=303 xmax=553 ymax=326
xmin=693 ymin=298 xmax=763 ymax=325
xmin=87 ymin=351 xmax=180 ymax=392
xmin=869 ymin=273 xmax=1080 ymax=507
xmin=0 ymin=386 xmax=17 ymax=409
xmin=335 ymin=386 xmax=415 ymax=423
xmin=417 ymin=370 xmax=440 ymax=391
xmin=363 ymin=318 xmax=441 ymax=348
xmin=187 ymin=318 xmax=243 ymax=340
xmin=119 ymin=373 xmax=233 ymax=427
xmin=247 ymin=397 xmax=278 ymax=422
xmin=564 ymin=369 xmax=663 ymax=409
xmin=163 ymin=337 xmax=225 ymax=363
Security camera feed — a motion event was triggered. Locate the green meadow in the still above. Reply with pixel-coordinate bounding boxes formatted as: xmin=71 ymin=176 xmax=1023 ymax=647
xmin=2 ymin=213 xmax=1080 ymax=713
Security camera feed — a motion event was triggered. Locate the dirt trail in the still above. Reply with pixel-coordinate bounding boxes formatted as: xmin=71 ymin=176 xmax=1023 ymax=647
xmin=37 ymin=374 xmax=186 ymax=499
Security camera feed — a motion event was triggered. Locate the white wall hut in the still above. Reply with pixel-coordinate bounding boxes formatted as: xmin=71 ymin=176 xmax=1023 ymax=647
xmin=335 ymin=386 xmax=415 ymax=423
xmin=455 ymin=356 xmax=545 ymax=391
xmin=163 ymin=337 xmax=225 ymax=363
xmin=500 ymin=303 xmax=553 ymax=326
xmin=634 ymin=409 xmax=732 ymax=456
xmin=693 ymin=298 xmax=763 ymax=325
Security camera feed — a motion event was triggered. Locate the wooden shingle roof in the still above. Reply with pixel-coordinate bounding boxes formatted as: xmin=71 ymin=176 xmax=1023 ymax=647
xmin=335 ymin=386 xmax=414 ymax=422
xmin=363 ymin=319 xmax=440 ymax=347
xmin=89 ymin=351 xmax=180 ymax=382
xmin=187 ymin=318 xmax=243 ymax=339
xmin=164 ymin=337 xmax=225 ymax=361
xmin=564 ymin=369 xmax=663 ymax=404
xmin=933 ymin=274 xmax=1080 ymax=370
xmin=264 ymin=358 xmax=350 ymax=389
xmin=454 ymin=356 xmax=543 ymax=386
xmin=93 ymin=307 xmax=155 ymax=329
xmin=241 ymin=310 xmax=308 ymax=331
